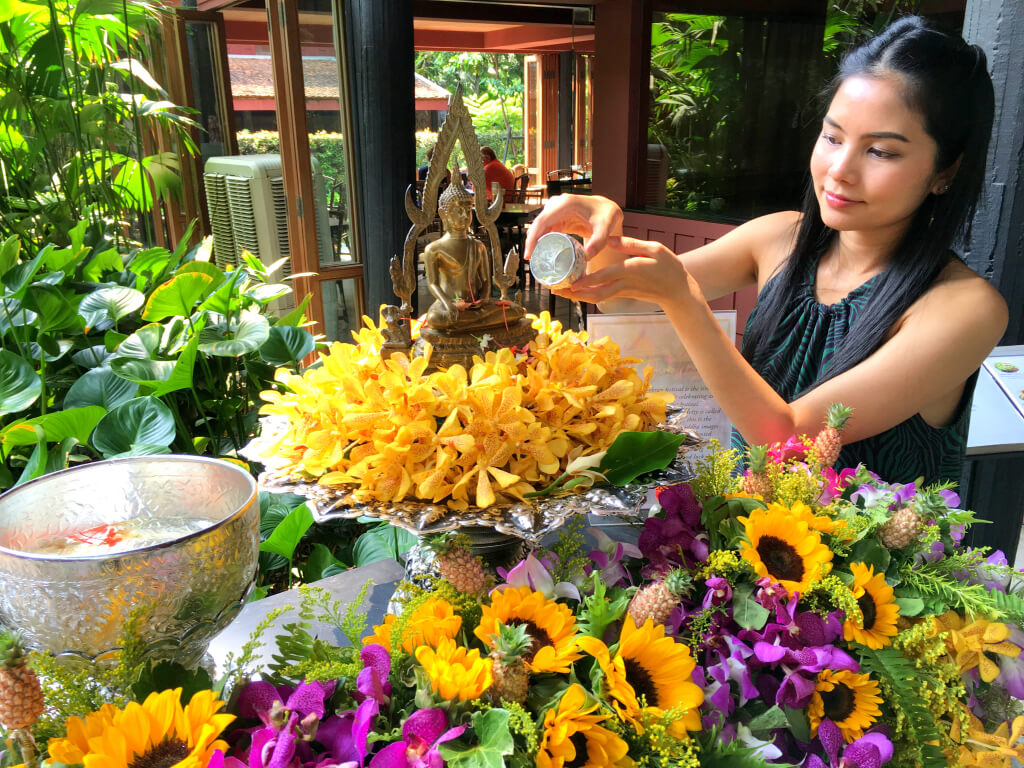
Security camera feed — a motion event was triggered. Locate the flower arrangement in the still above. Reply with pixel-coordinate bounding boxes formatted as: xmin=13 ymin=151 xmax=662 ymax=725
xmin=5 ymin=422 xmax=1024 ymax=768
xmin=248 ymin=311 xmax=673 ymax=510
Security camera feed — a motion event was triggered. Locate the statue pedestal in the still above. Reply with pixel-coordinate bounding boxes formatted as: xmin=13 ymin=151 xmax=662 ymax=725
xmin=417 ymin=316 xmax=536 ymax=371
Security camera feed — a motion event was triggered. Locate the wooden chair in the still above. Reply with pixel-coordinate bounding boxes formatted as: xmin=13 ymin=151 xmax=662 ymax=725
xmin=546 ymin=168 xmax=585 ymax=197
xmin=504 ymin=173 xmax=529 ymax=204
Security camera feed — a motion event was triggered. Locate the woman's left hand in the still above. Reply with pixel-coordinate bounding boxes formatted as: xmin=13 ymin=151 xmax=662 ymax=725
xmin=555 ymin=235 xmax=700 ymax=308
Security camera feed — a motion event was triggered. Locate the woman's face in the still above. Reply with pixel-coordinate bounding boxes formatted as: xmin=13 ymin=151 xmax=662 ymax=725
xmin=810 ymin=74 xmax=949 ymax=242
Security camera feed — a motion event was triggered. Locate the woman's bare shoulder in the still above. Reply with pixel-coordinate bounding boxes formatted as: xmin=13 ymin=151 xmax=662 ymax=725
xmin=732 ymin=210 xmax=802 ymax=283
xmin=910 ymin=258 xmax=1008 ymax=336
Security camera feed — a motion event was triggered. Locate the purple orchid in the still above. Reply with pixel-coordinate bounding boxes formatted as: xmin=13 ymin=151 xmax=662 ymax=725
xmin=639 ymin=483 xmax=709 ymax=575
xmin=368 ymin=709 xmax=465 ymax=768
xmin=210 ymin=749 xmax=248 ymax=768
xmin=703 ymin=635 xmax=759 ymax=719
xmin=238 ymin=679 xmax=337 ymax=768
xmin=587 ymin=528 xmax=641 ymax=587
xmin=496 ymin=552 xmax=580 ymax=600
xmin=806 ymin=719 xmax=893 ymax=768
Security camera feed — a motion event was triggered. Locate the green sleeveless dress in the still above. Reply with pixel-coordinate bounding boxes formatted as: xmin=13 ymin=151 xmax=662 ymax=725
xmin=732 ymin=264 xmax=975 ymax=485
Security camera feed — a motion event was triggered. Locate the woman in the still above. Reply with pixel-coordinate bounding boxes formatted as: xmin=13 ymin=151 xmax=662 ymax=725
xmin=524 ymin=16 xmax=1007 ymax=484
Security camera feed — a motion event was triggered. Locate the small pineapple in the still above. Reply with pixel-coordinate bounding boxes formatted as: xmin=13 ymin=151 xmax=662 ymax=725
xmin=814 ymin=404 xmax=854 ymax=467
xmin=628 ymin=568 xmax=692 ymax=628
xmin=429 ymin=533 xmax=488 ymax=596
xmin=742 ymin=445 xmax=774 ymax=500
xmin=488 ymin=622 xmax=532 ymax=705
xmin=0 ymin=631 xmax=44 ymax=731
xmin=877 ymin=508 xmax=924 ymax=550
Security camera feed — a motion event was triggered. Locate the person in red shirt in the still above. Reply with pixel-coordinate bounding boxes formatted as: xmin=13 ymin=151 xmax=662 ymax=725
xmin=481 ymin=146 xmax=515 ymax=200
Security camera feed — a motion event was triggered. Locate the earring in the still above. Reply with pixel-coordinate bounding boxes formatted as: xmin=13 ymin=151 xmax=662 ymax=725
xmin=940 ymin=183 xmax=951 ymax=194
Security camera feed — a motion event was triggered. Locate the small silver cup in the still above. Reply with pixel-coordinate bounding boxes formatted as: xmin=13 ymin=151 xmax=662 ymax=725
xmin=530 ymin=232 xmax=586 ymax=290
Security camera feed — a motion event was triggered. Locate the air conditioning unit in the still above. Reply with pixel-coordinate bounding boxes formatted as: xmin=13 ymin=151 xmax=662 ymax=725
xmin=203 ymin=154 xmax=333 ymax=315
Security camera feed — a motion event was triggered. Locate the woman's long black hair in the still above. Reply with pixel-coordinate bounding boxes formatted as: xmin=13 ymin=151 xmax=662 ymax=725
xmin=741 ymin=16 xmax=995 ymax=391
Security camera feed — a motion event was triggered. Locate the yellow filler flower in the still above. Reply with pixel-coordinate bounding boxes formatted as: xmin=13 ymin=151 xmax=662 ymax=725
xmin=738 ymin=505 xmax=833 ymax=595
xmin=843 ymin=562 xmax=900 ymax=649
xmin=537 ymin=684 xmax=632 ymax=768
xmin=577 ymin=616 xmax=703 ymax=736
xmin=808 ymin=669 xmax=883 ymax=743
xmin=46 ymin=689 xmax=233 ymax=768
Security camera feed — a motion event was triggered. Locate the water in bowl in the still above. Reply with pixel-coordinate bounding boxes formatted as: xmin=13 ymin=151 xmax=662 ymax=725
xmin=28 ymin=517 xmax=215 ymax=556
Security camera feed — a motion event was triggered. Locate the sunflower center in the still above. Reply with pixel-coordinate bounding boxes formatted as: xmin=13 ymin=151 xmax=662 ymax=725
xmin=565 ymin=731 xmax=590 ymax=768
xmin=623 ymin=658 xmax=659 ymax=707
xmin=857 ymin=592 xmax=877 ymax=630
xmin=129 ymin=739 xmax=190 ymax=768
xmin=820 ymin=682 xmax=856 ymax=723
xmin=507 ymin=619 xmax=553 ymax=662
xmin=756 ymin=536 xmax=805 ymax=583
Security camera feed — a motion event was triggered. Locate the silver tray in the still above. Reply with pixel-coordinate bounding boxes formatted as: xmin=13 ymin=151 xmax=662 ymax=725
xmin=257 ymin=417 xmax=701 ymax=545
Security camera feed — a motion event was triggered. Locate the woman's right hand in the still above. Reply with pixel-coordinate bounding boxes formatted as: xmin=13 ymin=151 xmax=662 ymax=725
xmin=523 ymin=194 xmax=624 ymax=263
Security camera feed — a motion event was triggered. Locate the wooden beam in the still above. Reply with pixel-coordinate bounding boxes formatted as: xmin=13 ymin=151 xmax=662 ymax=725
xmin=413 ymin=1 xmax=585 ymax=25
xmin=266 ymin=0 xmax=324 ymax=336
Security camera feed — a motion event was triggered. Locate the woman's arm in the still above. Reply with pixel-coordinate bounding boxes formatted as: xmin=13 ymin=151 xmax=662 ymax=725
xmin=524 ymin=195 xmax=799 ymax=301
xmin=561 ymin=239 xmax=1008 ymax=446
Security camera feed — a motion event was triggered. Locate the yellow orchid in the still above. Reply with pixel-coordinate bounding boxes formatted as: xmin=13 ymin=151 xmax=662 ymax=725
xmin=932 ymin=612 xmax=1021 ymax=681
xmin=251 ymin=308 xmax=672 ymax=509
xmin=950 ymin=704 xmax=1024 ymax=767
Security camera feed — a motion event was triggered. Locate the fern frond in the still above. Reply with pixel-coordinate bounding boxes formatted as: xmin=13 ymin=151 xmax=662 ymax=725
xmin=991 ymin=589 xmax=1024 ymax=627
xmin=857 ymin=647 xmax=947 ymax=768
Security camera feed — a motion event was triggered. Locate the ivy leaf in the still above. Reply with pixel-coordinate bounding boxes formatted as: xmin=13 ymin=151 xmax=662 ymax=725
xmin=598 ymin=430 xmax=685 ymax=486
xmin=746 ymin=705 xmax=790 ymax=735
xmin=440 ymin=709 xmax=514 ymax=768
xmin=259 ymin=503 xmax=314 ymax=562
xmin=732 ymin=583 xmax=770 ymax=631
xmin=893 ymin=597 xmax=925 ymax=617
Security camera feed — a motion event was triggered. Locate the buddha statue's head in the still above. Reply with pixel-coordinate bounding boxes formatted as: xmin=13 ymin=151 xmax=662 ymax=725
xmin=438 ymin=164 xmax=474 ymax=230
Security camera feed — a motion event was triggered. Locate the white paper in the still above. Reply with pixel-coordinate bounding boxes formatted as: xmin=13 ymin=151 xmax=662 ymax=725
xmin=586 ymin=311 xmax=736 ymax=447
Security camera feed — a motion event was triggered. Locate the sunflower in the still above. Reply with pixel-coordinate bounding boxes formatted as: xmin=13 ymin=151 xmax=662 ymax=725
xmin=843 ymin=562 xmax=900 ymax=649
xmin=577 ymin=616 xmax=703 ymax=736
xmin=738 ymin=505 xmax=833 ymax=595
xmin=807 ymin=669 xmax=883 ymax=743
xmin=46 ymin=689 xmax=233 ymax=768
xmin=537 ymin=684 xmax=632 ymax=768
xmin=771 ymin=500 xmax=836 ymax=535
xmin=475 ymin=586 xmax=582 ymax=674
xmin=415 ymin=636 xmax=493 ymax=702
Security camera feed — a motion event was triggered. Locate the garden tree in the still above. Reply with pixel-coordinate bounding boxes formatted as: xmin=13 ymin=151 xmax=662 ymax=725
xmin=415 ymin=51 xmax=524 ymax=163
xmin=0 ymin=0 xmax=195 ymax=250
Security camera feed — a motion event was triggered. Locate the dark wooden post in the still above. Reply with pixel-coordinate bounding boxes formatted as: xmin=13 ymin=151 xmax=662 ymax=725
xmin=960 ymin=0 xmax=1024 ymax=554
xmin=591 ymin=0 xmax=651 ymax=208
xmin=963 ymin=0 xmax=1024 ymax=345
xmin=557 ymin=52 xmax=574 ymax=171
xmin=342 ymin=0 xmax=416 ymax=314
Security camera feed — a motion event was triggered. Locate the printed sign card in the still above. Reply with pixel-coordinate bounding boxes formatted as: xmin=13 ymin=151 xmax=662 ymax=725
xmin=586 ymin=311 xmax=736 ymax=448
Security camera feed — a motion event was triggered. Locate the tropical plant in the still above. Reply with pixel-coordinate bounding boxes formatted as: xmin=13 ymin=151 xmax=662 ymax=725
xmin=0 ymin=0 xmax=196 ymax=250
xmin=0 ymin=222 xmax=316 ymax=489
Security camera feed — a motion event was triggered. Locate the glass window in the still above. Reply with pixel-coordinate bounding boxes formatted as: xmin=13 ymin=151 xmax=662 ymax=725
xmin=320 ymin=277 xmax=361 ymax=343
xmin=647 ymin=12 xmax=829 ymax=221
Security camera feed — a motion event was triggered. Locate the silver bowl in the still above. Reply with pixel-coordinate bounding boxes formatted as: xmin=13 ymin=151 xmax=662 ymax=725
xmin=0 ymin=456 xmax=259 ymax=668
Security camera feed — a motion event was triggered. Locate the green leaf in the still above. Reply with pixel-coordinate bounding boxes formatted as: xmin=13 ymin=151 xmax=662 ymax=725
xmin=732 ymin=583 xmax=770 ymax=630
xmin=259 ymin=325 xmax=315 ymax=366
xmin=72 ymin=345 xmax=113 ymax=369
xmin=1 ymin=407 xmax=105 ymax=446
xmin=2 ymin=245 xmax=49 ymax=299
xmin=82 ymin=248 xmax=125 ymax=282
xmin=24 ymin=284 xmax=82 ymax=332
xmin=65 ymin=368 xmax=138 ymax=410
xmin=441 ymin=709 xmax=514 ymax=768
xmin=115 ymin=324 xmax=165 ymax=359
xmin=783 ymin=707 xmax=811 ymax=743
xmin=199 ymin=269 xmax=247 ymax=315
xmin=142 ymin=273 xmax=215 ymax=321
xmin=352 ymin=524 xmax=417 ymax=567
xmin=0 ymin=350 xmax=41 ymax=415
xmin=12 ymin=427 xmax=47 ymax=488
xmin=259 ymin=503 xmax=314 ymax=561
xmin=598 ymin=430 xmax=685 ymax=486
xmin=302 ymin=543 xmax=346 ymax=583
xmin=198 ymin=312 xmax=270 ymax=357
xmin=79 ymin=287 xmax=145 ymax=331
xmin=91 ymin=396 xmax=176 ymax=458
xmin=175 ymin=260 xmax=225 ymax=289
xmin=132 ymin=660 xmax=213 ymax=705
xmin=274 ymin=294 xmax=312 ymax=327
xmin=745 ymin=705 xmax=789 ymax=735
xmin=893 ymin=597 xmax=925 ymax=617
xmin=0 ymin=236 xmax=20 ymax=277
xmin=848 ymin=537 xmax=891 ymax=575
xmin=45 ymin=437 xmax=78 ymax=475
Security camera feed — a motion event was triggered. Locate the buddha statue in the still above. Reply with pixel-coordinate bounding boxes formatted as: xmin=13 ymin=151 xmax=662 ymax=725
xmin=422 ymin=170 xmax=525 ymax=333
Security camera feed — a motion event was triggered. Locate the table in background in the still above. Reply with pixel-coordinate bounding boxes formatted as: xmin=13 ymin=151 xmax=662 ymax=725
xmin=962 ymin=345 xmax=1024 ymax=557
